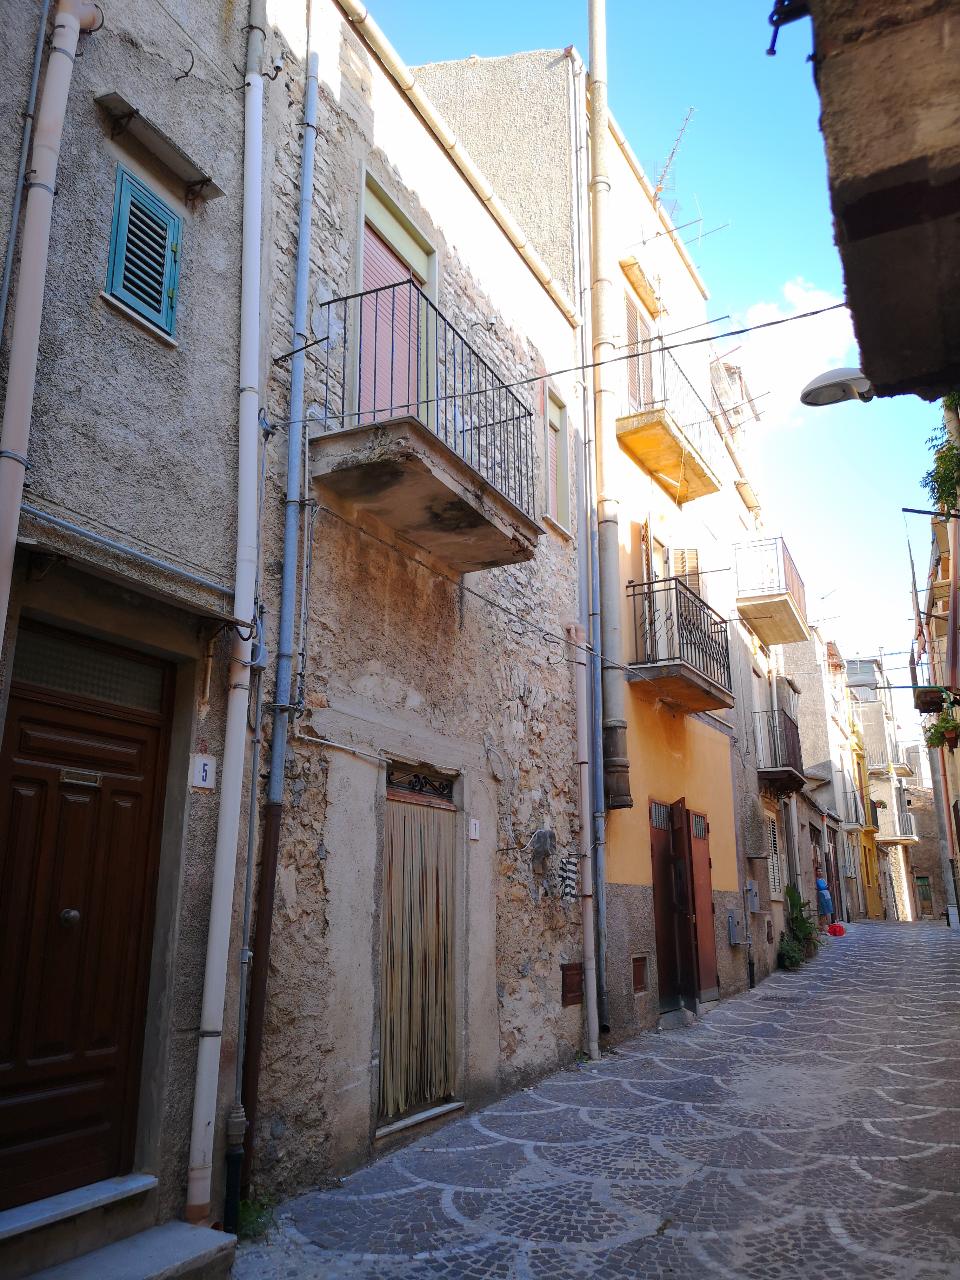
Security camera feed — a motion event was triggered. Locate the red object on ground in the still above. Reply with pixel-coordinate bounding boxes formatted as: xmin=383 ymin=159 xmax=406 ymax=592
xmin=828 ymin=923 xmax=846 ymax=937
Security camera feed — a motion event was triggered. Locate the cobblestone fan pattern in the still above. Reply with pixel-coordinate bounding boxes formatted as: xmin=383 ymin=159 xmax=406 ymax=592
xmin=236 ymin=923 xmax=960 ymax=1278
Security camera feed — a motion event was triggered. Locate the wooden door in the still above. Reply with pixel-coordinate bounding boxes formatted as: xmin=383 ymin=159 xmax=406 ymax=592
xmin=650 ymin=800 xmax=697 ymax=1013
xmin=689 ymin=812 xmax=719 ymax=1002
xmin=360 ymin=224 xmax=421 ymax=425
xmin=0 ymin=624 xmax=170 ymax=1210
xmin=379 ymin=793 xmax=456 ymax=1123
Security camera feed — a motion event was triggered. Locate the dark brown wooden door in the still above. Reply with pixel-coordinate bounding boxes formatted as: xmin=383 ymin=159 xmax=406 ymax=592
xmin=0 ymin=628 xmax=170 ymax=1210
xmin=650 ymin=800 xmax=697 ymax=1013
xmin=690 ymin=813 xmax=719 ymax=1002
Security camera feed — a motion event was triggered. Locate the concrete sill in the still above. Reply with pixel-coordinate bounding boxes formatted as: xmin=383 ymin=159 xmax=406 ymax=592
xmin=0 ymin=1174 xmax=158 ymax=1242
xmin=375 ymin=1100 xmax=463 ymax=1140
xmin=99 ymin=292 xmax=178 ymax=348
xmin=541 ymin=513 xmax=573 ymax=542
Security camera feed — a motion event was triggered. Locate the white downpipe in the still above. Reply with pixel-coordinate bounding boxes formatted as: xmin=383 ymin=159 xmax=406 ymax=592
xmin=186 ymin=8 xmax=264 ymax=1222
xmin=0 ymin=0 xmax=99 ymax=635
xmin=568 ymin=624 xmax=600 ymax=1060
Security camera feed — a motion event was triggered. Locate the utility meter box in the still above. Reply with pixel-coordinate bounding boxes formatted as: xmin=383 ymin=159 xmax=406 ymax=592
xmin=745 ymin=879 xmax=761 ymax=913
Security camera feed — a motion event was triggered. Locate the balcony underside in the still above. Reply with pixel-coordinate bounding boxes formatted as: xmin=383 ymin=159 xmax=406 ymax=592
xmin=627 ymin=660 xmax=734 ymax=713
xmin=309 ymin=417 xmax=541 ymax=574
xmin=616 ymin=409 xmax=720 ymax=503
xmin=757 ymin=765 xmax=806 ymax=795
xmin=736 ymin=592 xmax=810 ymax=646
xmin=877 ymin=834 xmax=920 ymax=846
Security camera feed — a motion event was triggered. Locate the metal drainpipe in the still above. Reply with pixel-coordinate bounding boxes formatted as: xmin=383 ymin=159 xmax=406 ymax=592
xmin=185 ymin=0 xmax=264 ymax=1222
xmin=223 ymin=608 xmax=267 ymax=1235
xmin=241 ymin=8 xmax=319 ymax=1193
xmin=0 ymin=0 xmax=51 ymax=342
xmin=0 ymin=0 xmax=100 ymax=638
xmin=568 ymin=624 xmax=600 ymax=1059
xmin=566 ymin=46 xmax=609 ymax=1031
xmin=588 ymin=0 xmax=631 ymax=812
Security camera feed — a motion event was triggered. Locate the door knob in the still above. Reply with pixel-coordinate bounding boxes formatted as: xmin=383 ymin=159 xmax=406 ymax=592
xmin=59 ymin=908 xmax=81 ymax=927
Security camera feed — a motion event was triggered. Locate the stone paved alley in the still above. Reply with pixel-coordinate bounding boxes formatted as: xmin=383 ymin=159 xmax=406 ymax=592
xmin=236 ymin=923 xmax=960 ymax=1278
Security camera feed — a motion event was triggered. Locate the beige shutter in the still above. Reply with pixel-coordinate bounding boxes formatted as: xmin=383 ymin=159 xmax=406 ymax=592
xmin=379 ymin=797 xmax=456 ymax=1122
xmin=674 ymin=548 xmax=701 ymax=596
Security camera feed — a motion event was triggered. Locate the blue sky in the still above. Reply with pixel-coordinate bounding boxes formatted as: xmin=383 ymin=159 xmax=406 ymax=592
xmin=370 ymin=0 xmax=937 ymax=735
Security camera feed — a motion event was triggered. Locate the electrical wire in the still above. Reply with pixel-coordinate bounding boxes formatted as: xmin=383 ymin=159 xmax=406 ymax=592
xmin=271 ymin=301 xmax=846 ymax=418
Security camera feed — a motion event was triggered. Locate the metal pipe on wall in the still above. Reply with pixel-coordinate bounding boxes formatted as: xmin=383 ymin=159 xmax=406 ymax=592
xmin=566 ymin=45 xmax=609 ymax=1031
xmin=0 ymin=0 xmax=51 ymax=342
xmin=185 ymin=0 xmax=265 ymax=1222
xmin=0 ymin=0 xmax=100 ymax=640
xmin=568 ymin=624 xmax=600 ymax=1059
xmin=587 ymin=0 xmax=631 ymax=811
xmin=240 ymin=5 xmax=320 ymax=1193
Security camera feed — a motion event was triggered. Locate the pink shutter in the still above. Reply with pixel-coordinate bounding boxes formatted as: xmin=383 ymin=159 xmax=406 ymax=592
xmin=360 ymin=225 xmax=419 ymax=425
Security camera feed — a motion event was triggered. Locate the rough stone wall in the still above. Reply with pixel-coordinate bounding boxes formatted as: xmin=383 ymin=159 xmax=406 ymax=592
xmin=414 ymin=51 xmax=577 ymax=306
xmin=247 ymin=8 xmax=584 ymax=1198
xmin=906 ymin=785 xmax=949 ymax=919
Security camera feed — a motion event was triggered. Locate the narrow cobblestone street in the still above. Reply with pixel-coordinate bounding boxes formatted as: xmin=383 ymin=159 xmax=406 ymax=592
xmin=236 ymin=922 xmax=960 ymax=1278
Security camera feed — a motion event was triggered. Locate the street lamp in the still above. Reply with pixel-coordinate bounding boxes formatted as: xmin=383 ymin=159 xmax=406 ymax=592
xmin=800 ymin=367 xmax=874 ymax=406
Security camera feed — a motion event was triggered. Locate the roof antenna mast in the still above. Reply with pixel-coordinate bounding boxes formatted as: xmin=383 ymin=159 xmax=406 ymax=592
xmin=654 ymin=106 xmax=695 ymax=203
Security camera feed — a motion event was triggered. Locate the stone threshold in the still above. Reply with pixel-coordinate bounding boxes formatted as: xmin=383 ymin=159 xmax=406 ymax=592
xmin=375 ymin=1100 xmax=464 ymax=1139
xmin=0 ymin=1173 xmax=157 ymax=1242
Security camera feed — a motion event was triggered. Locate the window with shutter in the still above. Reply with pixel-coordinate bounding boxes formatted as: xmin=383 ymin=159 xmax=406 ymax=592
xmin=545 ymin=393 xmax=570 ymax=529
xmin=625 ymin=295 xmax=653 ymax=413
xmin=673 ymin=548 xmax=701 ymax=597
xmin=766 ymin=816 xmax=783 ymax=898
xmin=106 ymin=168 xmax=181 ymax=336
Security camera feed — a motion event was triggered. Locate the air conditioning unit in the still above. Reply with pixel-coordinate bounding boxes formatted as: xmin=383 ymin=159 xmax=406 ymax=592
xmin=745 ymin=879 xmax=761 ymax=913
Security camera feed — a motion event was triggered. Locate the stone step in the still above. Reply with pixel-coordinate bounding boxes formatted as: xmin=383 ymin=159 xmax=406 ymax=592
xmin=27 ymin=1222 xmax=235 ymax=1279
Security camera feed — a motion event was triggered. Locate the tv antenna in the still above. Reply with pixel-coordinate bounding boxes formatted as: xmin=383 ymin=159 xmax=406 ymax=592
xmin=654 ymin=107 xmax=695 ymax=203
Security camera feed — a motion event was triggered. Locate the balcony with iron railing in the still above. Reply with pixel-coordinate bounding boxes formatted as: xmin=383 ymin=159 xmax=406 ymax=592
xmin=864 ymin=797 xmax=880 ymax=832
xmin=753 ymin=709 xmax=805 ymax=792
xmin=866 ymin=742 xmax=914 ymax=778
xmin=877 ymin=805 xmax=919 ymax=845
xmin=616 ymin=344 xmax=724 ymax=503
xmin=733 ymin=536 xmax=810 ymax=646
xmin=306 ymin=280 xmax=540 ymax=574
xmin=625 ymin=577 xmax=734 ymax=712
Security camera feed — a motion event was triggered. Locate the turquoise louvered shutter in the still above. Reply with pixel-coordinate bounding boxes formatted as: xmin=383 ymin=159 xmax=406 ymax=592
xmin=106 ymin=167 xmax=181 ymax=336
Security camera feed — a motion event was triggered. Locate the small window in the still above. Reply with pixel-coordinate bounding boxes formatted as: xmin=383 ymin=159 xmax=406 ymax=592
xmin=106 ymin=167 xmax=181 ymax=336
xmin=545 ymin=392 xmax=570 ymax=530
xmin=766 ymin=816 xmax=783 ymax=898
xmin=632 ymin=955 xmax=648 ymax=993
xmin=560 ymin=962 xmax=584 ymax=1007
xmin=625 ymin=295 xmax=653 ymax=413
xmin=673 ymin=548 xmax=701 ymax=597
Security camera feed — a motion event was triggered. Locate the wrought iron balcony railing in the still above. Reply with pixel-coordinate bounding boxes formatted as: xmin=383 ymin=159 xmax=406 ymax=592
xmin=734 ymin=536 xmax=807 ymax=620
xmin=754 ymin=709 xmax=803 ymax=776
xmin=627 ymin=576 xmax=732 ymax=693
xmin=625 ymin=344 xmax=726 ymax=478
xmin=310 ymin=280 xmax=536 ymax=517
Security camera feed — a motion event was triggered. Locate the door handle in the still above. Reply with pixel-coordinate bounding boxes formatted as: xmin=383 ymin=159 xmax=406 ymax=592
xmin=59 ymin=908 xmax=81 ymax=928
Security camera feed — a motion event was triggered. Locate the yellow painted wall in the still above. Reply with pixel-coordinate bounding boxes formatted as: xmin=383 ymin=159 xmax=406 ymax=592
xmin=607 ymin=693 xmax=739 ymax=892
xmin=860 ymin=835 xmax=883 ymax=919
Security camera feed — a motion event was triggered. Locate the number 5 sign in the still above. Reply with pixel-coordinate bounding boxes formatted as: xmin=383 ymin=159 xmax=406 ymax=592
xmin=190 ymin=753 xmax=217 ymax=792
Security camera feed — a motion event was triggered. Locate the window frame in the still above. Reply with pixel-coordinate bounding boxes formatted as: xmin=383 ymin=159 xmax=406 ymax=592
xmin=543 ymin=390 xmax=571 ymax=534
xmin=105 ymin=166 xmax=182 ymax=338
xmin=766 ymin=814 xmax=784 ymax=900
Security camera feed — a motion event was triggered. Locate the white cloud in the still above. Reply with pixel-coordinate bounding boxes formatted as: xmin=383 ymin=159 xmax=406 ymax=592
xmin=732 ymin=277 xmax=857 ymax=433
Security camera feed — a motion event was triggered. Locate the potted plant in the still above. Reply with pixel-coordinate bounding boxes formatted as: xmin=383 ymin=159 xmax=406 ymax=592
xmin=785 ymin=884 xmax=819 ymax=959
xmin=777 ymin=931 xmax=804 ymax=971
xmin=925 ymin=708 xmax=960 ymax=750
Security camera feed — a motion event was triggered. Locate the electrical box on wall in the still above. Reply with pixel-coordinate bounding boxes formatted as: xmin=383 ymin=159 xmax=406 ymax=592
xmin=468 ymin=817 xmax=480 ymax=841
xmin=727 ymin=912 xmax=746 ymax=945
xmin=745 ymin=879 xmax=761 ymax=913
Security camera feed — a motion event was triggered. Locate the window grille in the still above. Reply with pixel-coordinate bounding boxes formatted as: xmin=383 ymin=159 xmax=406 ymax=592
xmin=692 ymin=813 xmax=707 ymax=840
xmin=766 ymin=816 xmax=783 ymax=897
xmin=106 ymin=167 xmax=181 ymax=336
xmin=651 ymin=801 xmax=671 ymax=831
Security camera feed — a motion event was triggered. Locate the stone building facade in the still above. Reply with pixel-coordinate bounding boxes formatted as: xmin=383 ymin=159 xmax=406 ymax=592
xmin=0 ymin=2 xmax=247 ymax=1274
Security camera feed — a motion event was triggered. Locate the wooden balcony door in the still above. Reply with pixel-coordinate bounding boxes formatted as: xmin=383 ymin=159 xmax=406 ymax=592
xmin=359 ymin=224 xmax=422 ymax=426
xmin=378 ymin=791 xmax=456 ymax=1124
xmin=0 ymin=624 xmax=171 ymax=1210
